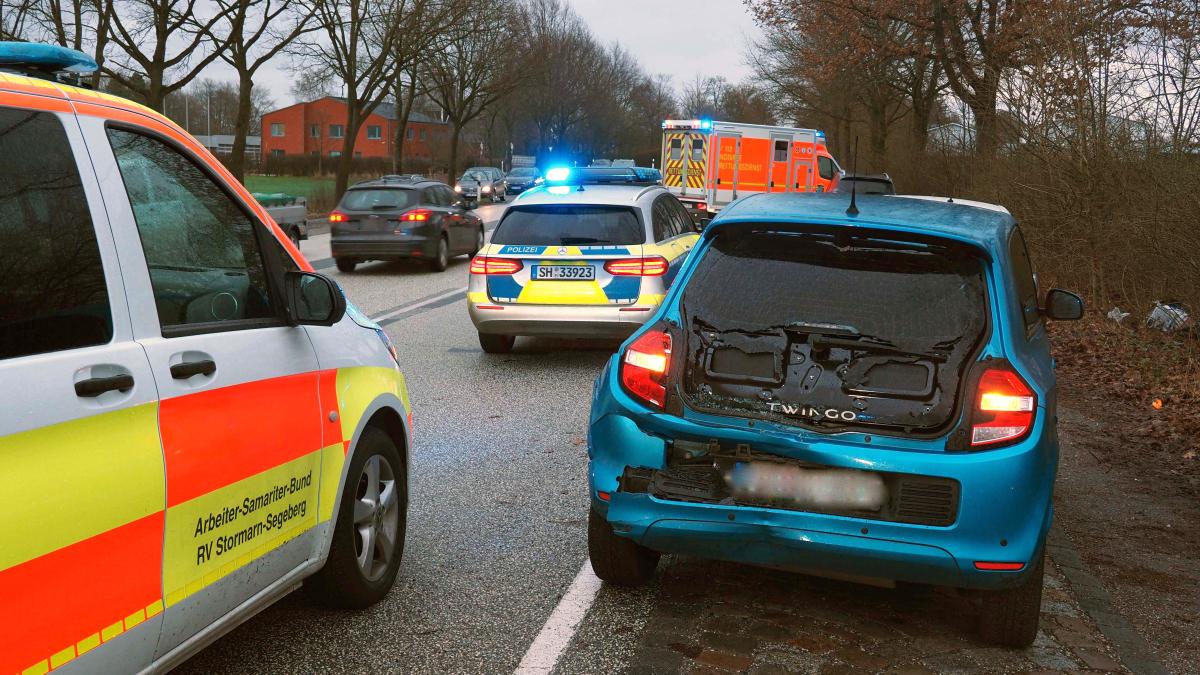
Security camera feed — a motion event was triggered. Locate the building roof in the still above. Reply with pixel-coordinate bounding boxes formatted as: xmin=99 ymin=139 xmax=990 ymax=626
xmin=193 ymin=134 xmax=261 ymax=146
xmin=712 ymin=192 xmax=1015 ymax=255
xmin=326 ymin=97 xmax=446 ymax=124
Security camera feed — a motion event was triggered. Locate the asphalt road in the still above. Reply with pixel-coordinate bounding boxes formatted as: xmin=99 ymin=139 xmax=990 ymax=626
xmin=178 ymin=199 xmax=1157 ymax=674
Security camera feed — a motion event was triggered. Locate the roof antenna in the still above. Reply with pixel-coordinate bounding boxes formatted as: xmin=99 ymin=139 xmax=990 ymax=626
xmin=846 ymin=136 xmax=860 ymax=217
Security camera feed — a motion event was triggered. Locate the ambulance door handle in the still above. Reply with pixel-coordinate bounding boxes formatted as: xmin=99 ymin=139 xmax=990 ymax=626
xmin=171 ymin=359 xmax=216 ymax=379
xmin=75 ymin=374 xmax=134 ymax=398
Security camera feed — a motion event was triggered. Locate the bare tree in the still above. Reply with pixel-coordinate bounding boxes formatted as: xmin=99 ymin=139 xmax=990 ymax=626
xmin=422 ymin=10 xmax=521 ymax=180
xmin=290 ymin=0 xmax=408 ymax=197
xmin=103 ymin=0 xmax=234 ymax=111
xmin=203 ymin=0 xmax=315 ymax=180
xmin=1 ymin=0 xmax=41 ymax=41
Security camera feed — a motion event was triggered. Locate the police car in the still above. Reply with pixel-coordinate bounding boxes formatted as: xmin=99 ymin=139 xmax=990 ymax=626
xmin=467 ymin=167 xmax=701 ymax=353
xmin=0 ymin=44 xmax=412 ymax=673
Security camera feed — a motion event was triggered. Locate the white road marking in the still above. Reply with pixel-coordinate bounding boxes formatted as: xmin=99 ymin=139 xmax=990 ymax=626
xmin=514 ymin=561 xmax=603 ymax=675
xmin=370 ymin=286 xmax=467 ymax=323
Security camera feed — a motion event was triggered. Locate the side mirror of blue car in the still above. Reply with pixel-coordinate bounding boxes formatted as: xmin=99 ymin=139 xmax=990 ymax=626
xmin=1043 ymin=289 xmax=1084 ymax=321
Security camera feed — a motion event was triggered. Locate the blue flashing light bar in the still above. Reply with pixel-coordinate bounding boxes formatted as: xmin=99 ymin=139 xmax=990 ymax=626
xmin=544 ymin=167 xmax=572 ymax=182
xmin=0 ymin=42 xmax=98 ymax=74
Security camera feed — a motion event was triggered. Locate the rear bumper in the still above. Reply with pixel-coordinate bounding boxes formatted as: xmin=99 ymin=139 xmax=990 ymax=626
xmin=468 ymin=302 xmax=655 ymax=338
xmin=587 ymin=368 xmax=1058 ymax=591
xmin=332 ymin=235 xmax=436 ymax=260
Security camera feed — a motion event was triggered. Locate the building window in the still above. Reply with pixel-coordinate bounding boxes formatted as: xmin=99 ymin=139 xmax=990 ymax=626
xmin=330 ymin=151 xmax=341 ymax=158
xmin=406 ymin=128 xmax=414 ymax=141
xmin=419 ymin=129 xmax=427 ymax=141
xmin=367 ymin=125 xmax=382 ymax=140
xmin=354 ymin=152 xmax=363 ymax=158
xmin=329 ymin=124 xmax=344 ymax=139
xmin=270 ymin=123 xmax=284 ymax=137
xmin=271 ymin=149 xmax=285 ymax=157
xmin=310 ymin=124 xmax=319 ymax=138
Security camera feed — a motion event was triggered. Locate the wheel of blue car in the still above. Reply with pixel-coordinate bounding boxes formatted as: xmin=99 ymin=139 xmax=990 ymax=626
xmin=305 ymin=426 xmax=407 ymax=609
xmin=978 ymin=552 xmax=1044 ymax=647
xmin=588 ymin=507 xmax=658 ymax=586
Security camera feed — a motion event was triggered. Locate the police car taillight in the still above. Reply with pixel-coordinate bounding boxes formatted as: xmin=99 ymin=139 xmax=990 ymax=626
xmin=621 ymin=330 xmax=672 ymax=408
xmin=469 ymin=256 xmax=523 ymax=275
xmin=605 ymin=256 xmax=668 ymax=277
xmin=970 ymin=365 xmax=1036 ymax=447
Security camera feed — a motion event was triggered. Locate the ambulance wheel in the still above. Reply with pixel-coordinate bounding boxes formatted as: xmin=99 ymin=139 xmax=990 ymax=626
xmin=429 ymin=236 xmax=449 ymax=272
xmin=588 ymin=508 xmax=658 ymax=586
xmin=306 ymin=426 xmax=407 ymax=609
xmin=336 ymin=258 xmax=357 ymax=273
xmin=478 ymin=332 xmax=515 ymax=354
xmin=978 ymin=552 xmax=1044 ymax=647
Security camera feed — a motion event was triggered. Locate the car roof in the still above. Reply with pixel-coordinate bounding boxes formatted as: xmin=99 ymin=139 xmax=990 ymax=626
xmin=511 ymin=184 xmax=667 ymax=209
xmin=714 ymin=192 xmax=1015 ymax=255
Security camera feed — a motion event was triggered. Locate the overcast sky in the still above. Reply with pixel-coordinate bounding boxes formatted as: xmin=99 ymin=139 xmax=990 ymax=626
xmin=203 ymin=0 xmax=763 ymax=108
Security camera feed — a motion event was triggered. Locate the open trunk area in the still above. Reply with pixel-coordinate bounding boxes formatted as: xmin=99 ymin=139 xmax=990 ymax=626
xmin=679 ymin=227 xmax=988 ymax=435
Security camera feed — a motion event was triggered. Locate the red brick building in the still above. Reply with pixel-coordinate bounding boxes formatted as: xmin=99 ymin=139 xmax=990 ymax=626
xmin=260 ymin=96 xmax=448 ymax=161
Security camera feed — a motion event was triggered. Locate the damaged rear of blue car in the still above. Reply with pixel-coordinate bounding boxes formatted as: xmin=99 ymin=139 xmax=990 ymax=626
xmin=586 ymin=192 xmax=1084 ymax=647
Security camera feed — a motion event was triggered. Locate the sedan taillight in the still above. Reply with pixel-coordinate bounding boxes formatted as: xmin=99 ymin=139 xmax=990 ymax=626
xmin=605 ymin=256 xmax=668 ymax=277
xmin=329 ymin=211 xmax=348 ymax=223
xmin=620 ymin=329 xmax=672 ymax=408
xmin=469 ymin=256 xmax=523 ymax=275
xmin=401 ymin=209 xmax=432 ymax=222
xmin=970 ymin=365 xmax=1036 ymax=447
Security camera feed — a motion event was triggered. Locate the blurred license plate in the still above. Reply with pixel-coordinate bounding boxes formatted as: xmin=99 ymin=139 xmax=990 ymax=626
xmin=725 ymin=462 xmax=887 ymax=511
xmin=535 ymin=265 xmax=595 ymax=280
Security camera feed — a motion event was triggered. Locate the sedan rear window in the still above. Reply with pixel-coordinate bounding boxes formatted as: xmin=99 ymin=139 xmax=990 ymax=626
xmin=492 ymin=206 xmax=644 ymax=246
xmin=681 ymin=228 xmax=987 ymax=432
xmin=339 ymin=188 xmax=416 ymax=211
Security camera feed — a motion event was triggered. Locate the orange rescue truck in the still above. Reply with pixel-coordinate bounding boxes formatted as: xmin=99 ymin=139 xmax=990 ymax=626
xmin=660 ymin=119 xmax=842 ymax=218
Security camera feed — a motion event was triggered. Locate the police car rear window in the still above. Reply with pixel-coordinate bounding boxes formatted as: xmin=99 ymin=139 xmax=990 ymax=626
xmin=492 ymin=206 xmax=643 ymax=246
xmin=340 ymin=188 xmax=417 ymax=211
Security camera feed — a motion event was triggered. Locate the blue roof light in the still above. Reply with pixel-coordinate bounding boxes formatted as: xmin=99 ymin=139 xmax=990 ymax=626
xmin=544 ymin=167 xmax=572 ymax=183
xmin=0 ymin=42 xmax=98 ymax=74
xmin=700 ymin=119 xmax=712 ymax=130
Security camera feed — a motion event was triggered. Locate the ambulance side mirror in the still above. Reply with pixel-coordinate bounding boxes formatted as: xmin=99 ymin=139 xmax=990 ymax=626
xmin=286 ymin=271 xmax=346 ymax=327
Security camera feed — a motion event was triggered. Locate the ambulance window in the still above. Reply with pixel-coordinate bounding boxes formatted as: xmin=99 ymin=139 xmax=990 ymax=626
xmin=0 ymin=109 xmax=112 ymax=360
xmin=818 ymin=156 xmax=835 ymax=180
xmin=690 ymin=138 xmax=704 ymax=161
xmin=773 ymin=140 xmax=789 ymax=162
xmin=107 ymin=128 xmax=276 ymax=333
xmin=669 ymin=138 xmax=682 ymax=161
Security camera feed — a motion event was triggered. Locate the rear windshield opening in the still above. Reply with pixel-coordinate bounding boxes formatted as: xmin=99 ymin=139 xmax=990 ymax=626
xmin=492 ymin=206 xmax=644 ymax=246
xmin=339 ymin=188 xmax=416 ymax=211
xmin=680 ymin=228 xmax=988 ymax=433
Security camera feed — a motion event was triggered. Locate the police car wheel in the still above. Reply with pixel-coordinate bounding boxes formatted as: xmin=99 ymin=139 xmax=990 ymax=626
xmin=978 ymin=552 xmax=1044 ymax=647
xmin=306 ymin=426 xmax=407 ymax=609
xmin=587 ymin=508 xmax=658 ymax=587
xmin=478 ymin=332 xmax=515 ymax=354
xmin=336 ymin=258 xmax=357 ymax=273
xmin=429 ymin=236 xmax=449 ymax=272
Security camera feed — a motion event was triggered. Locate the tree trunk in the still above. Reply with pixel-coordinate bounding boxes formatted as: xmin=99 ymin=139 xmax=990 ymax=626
xmin=393 ymin=77 xmax=418 ymax=174
xmin=971 ymin=75 xmax=1000 ymax=159
xmin=335 ymin=106 xmax=362 ymax=199
xmin=447 ymin=123 xmax=463 ymax=185
xmin=228 ymin=73 xmax=254 ymax=182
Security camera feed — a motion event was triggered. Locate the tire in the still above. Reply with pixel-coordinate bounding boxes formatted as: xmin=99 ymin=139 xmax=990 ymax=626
xmin=978 ymin=553 xmax=1044 ymax=647
xmin=306 ymin=426 xmax=407 ymax=609
xmin=336 ymin=258 xmax=357 ymax=273
xmin=588 ymin=507 xmax=658 ymax=587
xmin=471 ymin=227 xmax=485 ymax=255
xmin=287 ymin=227 xmax=301 ymax=247
xmin=478 ymin=332 xmax=515 ymax=354
xmin=499 ymin=190 xmax=506 ymax=202
xmin=429 ymin=236 xmax=449 ymax=272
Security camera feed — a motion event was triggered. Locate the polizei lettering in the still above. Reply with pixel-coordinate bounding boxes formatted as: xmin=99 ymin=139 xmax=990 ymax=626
xmin=767 ymin=403 xmax=858 ymax=422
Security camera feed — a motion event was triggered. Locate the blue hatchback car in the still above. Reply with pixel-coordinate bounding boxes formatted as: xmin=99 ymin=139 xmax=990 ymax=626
xmin=586 ymin=192 xmax=1083 ymax=647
